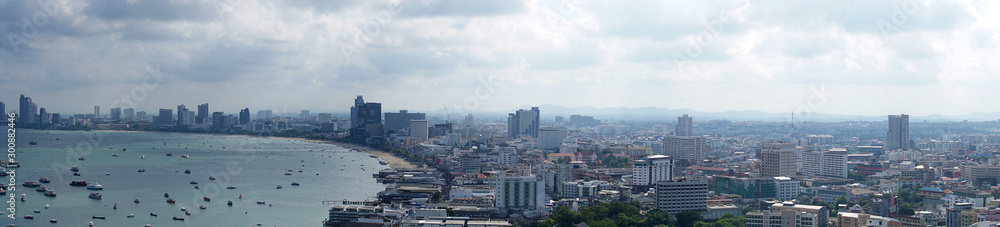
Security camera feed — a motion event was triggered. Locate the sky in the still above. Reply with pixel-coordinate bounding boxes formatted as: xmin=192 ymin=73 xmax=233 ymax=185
xmin=1 ymin=0 xmax=999 ymax=117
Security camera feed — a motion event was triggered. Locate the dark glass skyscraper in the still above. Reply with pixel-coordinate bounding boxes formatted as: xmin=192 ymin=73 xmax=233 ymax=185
xmin=384 ymin=110 xmax=425 ymax=133
xmin=197 ymin=103 xmax=209 ymax=124
xmin=886 ymin=114 xmax=910 ymax=151
xmin=19 ymin=94 xmax=38 ymax=124
xmin=239 ymin=108 xmax=250 ymax=125
xmin=349 ymin=96 xmax=383 ymax=138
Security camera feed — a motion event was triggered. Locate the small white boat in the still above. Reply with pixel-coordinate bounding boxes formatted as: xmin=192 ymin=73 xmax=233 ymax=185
xmin=127 ymin=213 xmax=135 ymax=218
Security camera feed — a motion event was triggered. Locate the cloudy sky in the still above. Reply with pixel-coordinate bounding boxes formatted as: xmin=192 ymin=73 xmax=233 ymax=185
xmin=1 ymin=0 xmax=998 ymax=117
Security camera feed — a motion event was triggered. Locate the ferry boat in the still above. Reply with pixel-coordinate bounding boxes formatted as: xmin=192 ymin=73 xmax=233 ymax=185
xmin=43 ymin=190 xmax=56 ymax=197
xmin=22 ymin=181 xmax=41 ymax=187
xmin=86 ymin=183 xmax=103 ymax=190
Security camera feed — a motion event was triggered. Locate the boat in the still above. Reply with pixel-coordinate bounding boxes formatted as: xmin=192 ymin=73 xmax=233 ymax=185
xmin=70 ymin=167 xmax=79 ymax=172
xmin=73 ymin=173 xmax=81 ymax=176
xmin=134 ymin=198 xmax=140 ymax=203
xmin=181 ymin=154 xmax=189 ymax=158
xmin=49 ymin=219 xmax=56 ymax=223
xmin=379 ymin=160 xmax=388 ymax=165
xmin=190 ymin=181 xmax=198 ymax=184
xmin=284 ymin=172 xmax=292 ymax=175
xmin=194 ymin=185 xmax=199 ymax=189
xmin=32 ymin=209 xmax=39 ymax=213
xmin=164 ymin=192 xmax=169 ymax=197
xmin=209 ymin=176 xmax=216 ymax=180
xmin=141 ymin=155 xmax=145 ymax=159
xmin=78 ymin=157 xmax=85 ymax=161
xmin=20 ymin=194 xmax=26 ymax=201
xmin=122 ymin=148 xmax=126 ymax=151
xmin=92 ymin=216 xmax=105 ymax=219
xmin=22 ymin=181 xmax=40 ymax=187
xmin=291 ymin=182 xmax=300 ymax=186
xmin=149 ymin=213 xmax=157 ymax=217
xmin=23 ymin=215 xmax=33 ymax=219
xmin=166 ymin=198 xmax=175 ymax=203
xmin=184 ymin=169 xmax=191 ymax=174
xmin=185 ymin=211 xmax=191 ymax=215
xmin=38 ymin=178 xmax=50 ymax=183
xmin=4 ymin=161 xmax=18 ymax=167
xmin=166 ymin=153 xmax=173 ymax=156
xmin=70 ymin=181 xmax=88 ymax=186
xmin=199 ymin=205 xmax=206 ymax=209
xmin=86 ymin=183 xmax=103 ymax=190
xmin=138 ymin=169 xmax=145 ymax=172
xmin=35 ymin=186 xmax=48 ymax=192
xmin=276 ymin=185 xmax=282 ymax=189
xmin=127 ymin=214 xmax=135 ymax=218
xmin=112 ymin=153 xmax=119 ymax=157
xmin=226 ymin=186 xmax=236 ymax=189
xmin=172 ymin=217 xmax=185 ymax=221
xmin=203 ymin=196 xmax=211 ymax=201
xmin=28 ymin=141 xmax=36 ymax=145
xmin=88 ymin=192 xmax=102 ymax=199
xmin=180 ymin=207 xmax=187 ymax=211
xmin=113 ymin=203 xmax=117 ymax=209
xmin=43 ymin=190 xmax=56 ymax=197
xmin=227 ymin=200 xmax=233 ymax=206
xmin=256 ymin=200 xmax=265 ymax=204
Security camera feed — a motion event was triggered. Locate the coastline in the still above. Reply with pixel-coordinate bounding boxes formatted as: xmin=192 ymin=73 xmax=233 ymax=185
xmin=91 ymin=129 xmax=420 ymax=169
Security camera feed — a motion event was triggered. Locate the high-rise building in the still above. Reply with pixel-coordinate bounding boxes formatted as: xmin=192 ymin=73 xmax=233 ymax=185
xmin=176 ymin=105 xmax=188 ymax=126
xmin=464 ymin=114 xmax=474 ymax=128
xmin=256 ymin=110 xmax=273 ymax=120
xmin=349 ymin=96 xmax=383 ymax=138
xmin=569 ymin=115 xmax=600 ymax=127
xmin=197 ymin=103 xmax=209 ymax=124
xmin=110 ymin=107 xmax=122 ymax=120
xmin=317 ymin=113 xmax=332 ymax=123
xmin=774 ymin=176 xmax=799 ymax=200
xmin=760 ymin=143 xmax=798 ymax=177
xmin=239 ymin=108 xmax=250 ymax=125
xmin=409 ymin=119 xmax=428 ymax=141
xmin=0 ymin=102 xmax=5 ymax=119
xmin=136 ymin=111 xmax=146 ymax=120
xmin=94 ymin=105 xmax=100 ymax=120
xmin=38 ymin=108 xmax=48 ymax=124
xmin=538 ymin=127 xmax=568 ymax=150
xmin=632 ymin=155 xmax=675 ymax=187
xmin=676 ymin=114 xmax=693 ymax=136
xmin=886 ymin=114 xmax=910 ymax=151
xmin=384 ymin=110 xmax=425 ymax=133
xmin=300 ymin=110 xmax=310 ymax=120
xmin=494 ymin=175 xmax=545 ymax=212
xmin=656 ymin=176 xmax=708 ymax=214
xmin=212 ymin=112 xmax=226 ymax=130
xmin=507 ymin=107 xmax=540 ymax=138
xmin=801 ymin=148 xmax=849 ymax=178
xmin=49 ymin=113 xmax=59 ymax=124
xmin=663 ymin=135 xmax=705 ymax=161
xmin=156 ymin=108 xmax=173 ymax=126
xmin=123 ymin=108 xmax=135 ymax=120
xmin=19 ymin=95 xmax=38 ymax=124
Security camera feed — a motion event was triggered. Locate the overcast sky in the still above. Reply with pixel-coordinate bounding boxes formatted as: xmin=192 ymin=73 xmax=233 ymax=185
xmin=1 ymin=0 xmax=998 ymax=117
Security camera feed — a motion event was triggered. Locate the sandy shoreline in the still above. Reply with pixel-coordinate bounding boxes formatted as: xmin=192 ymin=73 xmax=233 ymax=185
xmin=273 ymin=137 xmax=419 ymax=170
xmin=91 ymin=130 xmax=420 ymax=170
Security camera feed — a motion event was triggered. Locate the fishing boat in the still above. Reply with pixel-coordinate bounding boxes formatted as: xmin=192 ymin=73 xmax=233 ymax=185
xmin=256 ymin=200 xmax=265 ymax=204
xmin=164 ymin=192 xmax=169 ymax=197
xmin=227 ymin=200 xmax=233 ymax=206
xmin=49 ymin=219 xmax=56 ymax=223
xmin=134 ymin=198 xmax=140 ymax=203
xmin=209 ymin=176 xmax=216 ymax=180
xmin=203 ymin=196 xmax=211 ymax=201
xmin=70 ymin=167 xmax=79 ymax=172
xmin=22 ymin=181 xmax=40 ymax=187
xmin=166 ymin=153 xmax=173 ymax=156
xmin=189 ymin=181 xmax=198 ymax=184
xmin=284 ymin=172 xmax=292 ymax=175
xmin=184 ymin=169 xmax=191 ymax=174
xmin=291 ymin=182 xmax=300 ymax=186
xmin=20 ymin=194 xmax=26 ymax=201
xmin=73 ymin=173 xmax=81 ymax=176
xmin=112 ymin=153 xmax=119 ymax=157
xmin=166 ymin=198 xmax=176 ymax=203
xmin=78 ymin=157 xmax=85 ymax=161
xmin=38 ymin=178 xmax=50 ymax=183
xmin=28 ymin=141 xmax=36 ymax=145
xmin=23 ymin=215 xmax=33 ymax=219
xmin=91 ymin=216 xmax=105 ymax=219
xmin=127 ymin=214 xmax=135 ymax=218
xmin=276 ymin=185 xmax=282 ymax=189
xmin=35 ymin=186 xmax=48 ymax=192
xmin=138 ymin=169 xmax=145 ymax=172
xmin=70 ymin=180 xmax=88 ymax=186
xmin=199 ymin=205 xmax=206 ymax=209
xmin=173 ymin=217 xmax=184 ymax=221
xmin=43 ymin=190 xmax=56 ymax=197
xmin=149 ymin=213 xmax=157 ymax=217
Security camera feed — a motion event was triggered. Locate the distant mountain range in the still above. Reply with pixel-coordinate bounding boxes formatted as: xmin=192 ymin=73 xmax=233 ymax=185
xmin=417 ymin=105 xmax=1000 ymax=122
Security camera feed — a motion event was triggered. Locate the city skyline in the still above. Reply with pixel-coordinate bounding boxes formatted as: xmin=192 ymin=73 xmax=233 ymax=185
xmin=2 ymin=1 xmax=1000 ymax=116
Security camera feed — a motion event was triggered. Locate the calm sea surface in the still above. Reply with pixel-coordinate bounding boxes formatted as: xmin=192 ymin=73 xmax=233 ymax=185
xmin=4 ymin=129 xmax=386 ymax=227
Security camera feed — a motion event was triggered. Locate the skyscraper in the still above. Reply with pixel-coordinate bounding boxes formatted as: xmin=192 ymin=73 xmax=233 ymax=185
xmin=299 ymin=110 xmax=310 ymax=120
xmin=760 ymin=143 xmax=798 ymax=177
xmin=19 ymin=95 xmax=38 ymax=124
xmin=632 ymin=155 xmax=675 ymax=187
xmin=384 ymin=110 xmax=425 ymax=133
xmin=176 ymin=105 xmax=188 ymax=126
xmin=157 ymin=108 xmax=173 ymax=126
xmin=409 ymin=119 xmax=428 ymax=141
xmin=676 ymin=114 xmax=693 ymax=136
xmin=507 ymin=107 xmax=540 ymax=138
xmin=94 ymin=106 xmax=100 ymax=119
xmin=494 ymin=175 xmax=545 ymax=212
xmin=349 ymin=96 xmax=383 ymax=138
xmin=0 ymin=102 xmax=5 ymax=118
xmin=663 ymin=135 xmax=705 ymax=161
xmin=197 ymin=103 xmax=209 ymax=124
xmin=110 ymin=107 xmax=122 ymax=120
xmin=124 ymin=108 xmax=135 ymax=120
xmin=886 ymin=114 xmax=910 ymax=151
xmin=38 ymin=108 xmax=48 ymax=124
xmin=317 ymin=113 xmax=332 ymax=123
xmin=239 ymin=108 xmax=250 ymax=125
xmin=212 ymin=112 xmax=226 ymax=130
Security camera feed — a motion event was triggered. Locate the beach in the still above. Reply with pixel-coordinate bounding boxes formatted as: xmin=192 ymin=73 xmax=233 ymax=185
xmin=277 ymin=137 xmax=419 ymax=169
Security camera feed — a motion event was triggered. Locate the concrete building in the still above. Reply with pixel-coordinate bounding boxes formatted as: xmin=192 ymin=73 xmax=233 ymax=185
xmin=507 ymin=107 xmax=540 ymax=138
xmin=561 ymin=180 xmax=606 ymax=199
xmin=947 ymin=203 xmax=973 ymax=227
xmin=801 ymin=148 xmax=849 ymax=178
xmin=663 ymin=135 xmax=705 ymax=161
xmin=774 ymin=176 xmax=800 ymax=200
xmin=317 ymin=113 xmax=332 ymax=123
xmin=746 ymin=209 xmax=822 ymax=227
xmin=109 ymin=107 xmax=121 ymax=120
xmin=656 ymin=176 xmax=708 ymax=214
xmin=886 ymin=114 xmax=910 ymax=151
xmin=123 ymin=108 xmax=135 ymax=120
xmin=760 ymin=143 xmax=798 ymax=177
xmin=494 ymin=175 xmax=545 ymax=213
xmin=764 ymin=202 xmax=829 ymax=226
xmin=385 ymin=110 xmax=426 ymax=133
xmin=837 ymin=212 xmax=902 ymax=227
xmin=156 ymin=108 xmax=173 ymax=126
xmin=350 ymin=96 xmax=383 ymax=138
xmin=632 ymin=155 xmax=674 ymax=187
xmin=410 ymin=120 xmax=429 ymax=141
xmin=676 ymin=114 xmax=693 ymax=136
xmin=538 ymin=127 xmax=568 ymax=151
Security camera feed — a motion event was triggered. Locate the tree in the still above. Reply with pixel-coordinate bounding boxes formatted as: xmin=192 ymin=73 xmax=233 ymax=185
xmin=676 ymin=159 xmax=692 ymax=167
xmin=675 ymin=211 xmax=703 ymax=227
xmin=898 ymin=203 xmax=915 ymax=215
xmin=835 ymin=196 xmax=848 ymax=206
xmin=642 ymin=209 xmax=673 ymax=227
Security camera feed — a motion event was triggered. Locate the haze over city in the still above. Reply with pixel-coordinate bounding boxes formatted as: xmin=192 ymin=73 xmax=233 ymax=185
xmin=3 ymin=0 xmax=1000 ymax=117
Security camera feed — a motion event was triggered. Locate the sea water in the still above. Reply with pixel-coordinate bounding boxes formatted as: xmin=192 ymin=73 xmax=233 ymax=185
xmin=4 ymin=129 xmax=385 ymax=227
